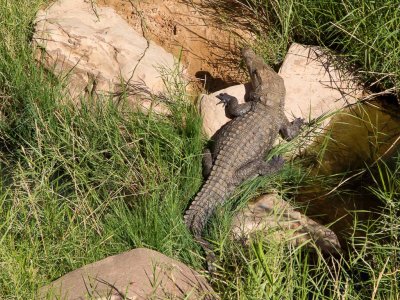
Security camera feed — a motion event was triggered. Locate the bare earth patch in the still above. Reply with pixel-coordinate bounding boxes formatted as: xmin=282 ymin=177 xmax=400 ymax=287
xmin=98 ymin=0 xmax=253 ymax=91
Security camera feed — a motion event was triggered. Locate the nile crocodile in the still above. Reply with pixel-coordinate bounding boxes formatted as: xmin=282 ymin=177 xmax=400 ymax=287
xmin=184 ymin=47 xmax=304 ymax=271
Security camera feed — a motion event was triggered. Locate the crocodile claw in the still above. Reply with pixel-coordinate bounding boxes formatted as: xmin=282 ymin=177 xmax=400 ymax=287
xmin=215 ymin=93 xmax=232 ymax=107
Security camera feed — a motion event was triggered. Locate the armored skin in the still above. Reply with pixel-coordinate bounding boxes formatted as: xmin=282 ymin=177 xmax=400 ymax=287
xmin=184 ymin=47 xmax=303 ymax=270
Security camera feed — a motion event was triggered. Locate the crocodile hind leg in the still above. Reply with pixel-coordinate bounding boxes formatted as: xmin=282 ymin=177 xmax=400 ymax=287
xmin=195 ymin=235 xmax=217 ymax=274
xmin=216 ymin=93 xmax=253 ymax=118
xmin=202 ymin=148 xmax=213 ymax=179
xmin=233 ymin=156 xmax=285 ymax=185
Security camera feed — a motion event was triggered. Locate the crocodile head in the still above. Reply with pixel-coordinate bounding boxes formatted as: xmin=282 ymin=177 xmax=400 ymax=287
xmin=241 ymin=47 xmax=286 ymax=109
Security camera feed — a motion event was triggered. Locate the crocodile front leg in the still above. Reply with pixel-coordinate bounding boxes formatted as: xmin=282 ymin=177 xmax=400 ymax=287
xmin=280 ymin=116 xmax=304 ymax=141
xmin=216 ymin=93 xmax=253 ymax=118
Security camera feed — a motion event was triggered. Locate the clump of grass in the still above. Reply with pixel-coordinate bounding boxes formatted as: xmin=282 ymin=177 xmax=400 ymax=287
xmin=0 ymin=96 xmax=205 ymax=298
xmin=0 ymin=0 xmax=205 ymax=298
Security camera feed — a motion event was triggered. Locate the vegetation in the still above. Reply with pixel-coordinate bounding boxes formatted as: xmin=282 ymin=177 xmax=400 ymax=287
xmin=204 ymin=0 xmax=399 ymax=94
xmin=0 ymin=0 xmax=399 ymax=299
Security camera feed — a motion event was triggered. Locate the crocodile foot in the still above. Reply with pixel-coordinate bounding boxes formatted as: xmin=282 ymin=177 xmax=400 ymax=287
xmin=215 ymin=92 xmax=254 ymax=118
xmin=206 ymin=251 xmax=217 ymax=275
xmin=216 ymin=92 xmax=235 ymax=107
xmin=280 ymin=117 xmax=305 ymax=141
xmin=196 ymin=236 xmax=218 ymax=275
xmin=269 ymin=155 xmax=285 ymax=171
xmin=292 ymin=117 xmax=305 ymax=128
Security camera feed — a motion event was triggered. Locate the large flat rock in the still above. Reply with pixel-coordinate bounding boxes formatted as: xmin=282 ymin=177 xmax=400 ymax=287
xmin=200 ymin=84 xmax=247 ymax=138
xmin=40 ymin=248 xmax=216 ymax=299
xmin=231 ymin=194 xmax=341 ymax=255
xmin=280 ymin=43 xmax=364 ymax=122
xmin=33 ymin=0 xmax=177 ymax=112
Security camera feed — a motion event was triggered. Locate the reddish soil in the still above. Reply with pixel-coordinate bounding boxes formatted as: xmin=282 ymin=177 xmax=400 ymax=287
xmin=98 ymin=0 xmax=254 ymax=92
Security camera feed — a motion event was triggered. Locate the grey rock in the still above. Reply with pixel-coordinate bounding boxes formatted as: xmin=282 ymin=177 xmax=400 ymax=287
xmin=39 ymin=248 xmax=216 ymax=299
xmin=231 ymin=194 xmax=342 ymax=255
xmin=280 ymin=43 xmax=364 ymax=127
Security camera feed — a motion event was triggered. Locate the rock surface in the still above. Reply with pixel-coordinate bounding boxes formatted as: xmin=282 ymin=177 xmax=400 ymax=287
xmin=200 ymin=43 xmax=365 ymax=138
xmin=33 ymin=0 xmax=177 ymax=112
xmin=231 ymin=194 xmax=341 ymax=254
xmin=39 ymin=248 xmax=216 ymax=300
xmin=200 ymin=84 xmax=247 ymax=138
xmin=280 ymin=43 xmax=364 ymax=125
xmin=99 ymin=0 xmax=253 ymax=91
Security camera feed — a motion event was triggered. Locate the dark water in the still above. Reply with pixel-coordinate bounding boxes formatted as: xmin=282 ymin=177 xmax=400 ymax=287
xmin=295 ymin=99 xmax=400 ymax=248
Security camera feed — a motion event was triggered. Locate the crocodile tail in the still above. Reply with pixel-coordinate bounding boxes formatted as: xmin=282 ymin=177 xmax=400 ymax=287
xmin=184 ymin=175 xmax=228 ymax=237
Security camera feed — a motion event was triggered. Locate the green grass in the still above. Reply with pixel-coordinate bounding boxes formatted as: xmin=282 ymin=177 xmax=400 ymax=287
xmin=0 ymin=1 xmax=205 ymax=297
xmin=0 ymin=0 xmax=399 ymax=299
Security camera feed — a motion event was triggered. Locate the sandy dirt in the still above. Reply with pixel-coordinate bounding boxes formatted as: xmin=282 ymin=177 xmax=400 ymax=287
xmin=98 ymin=0 xmax=253 ymax=92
